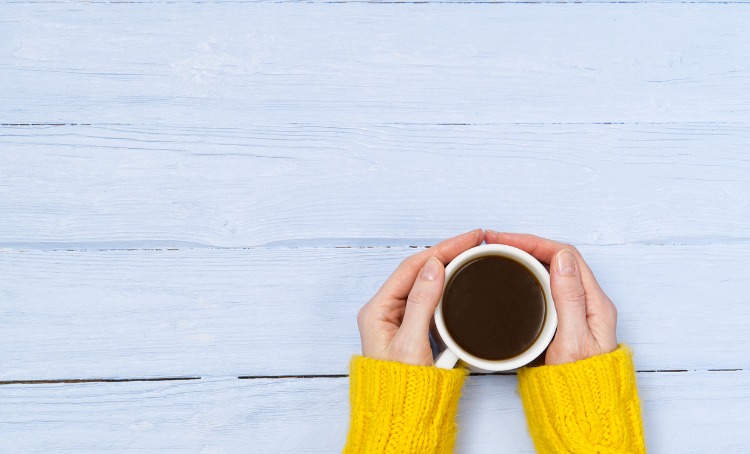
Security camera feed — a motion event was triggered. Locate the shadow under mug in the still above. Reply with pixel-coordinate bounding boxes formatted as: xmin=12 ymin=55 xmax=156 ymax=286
xmin=431 ymin=244 xmax=558 ymax=372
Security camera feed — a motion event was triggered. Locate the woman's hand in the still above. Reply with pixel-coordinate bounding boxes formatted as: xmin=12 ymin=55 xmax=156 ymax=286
xmin=357 ymin=229 xmax=484 ymax=366
xmin=485 ymin=230 xmax=618 ymax=366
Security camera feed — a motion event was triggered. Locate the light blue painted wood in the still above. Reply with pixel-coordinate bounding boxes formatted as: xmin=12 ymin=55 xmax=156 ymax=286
xmin=4 ymin=0 xmax=750 ymax=4
xmin=1 ymin=372 xmax=748 ymax=453
xmin=1 ymin=0 xmax=748 ymax=451
xmin=1 ymin=4 xmax=749 ymax=125
xmin=1 ymin=245 xmax=747 ymax=379
xmin=1 ymin=124 xmax=748 ymax=247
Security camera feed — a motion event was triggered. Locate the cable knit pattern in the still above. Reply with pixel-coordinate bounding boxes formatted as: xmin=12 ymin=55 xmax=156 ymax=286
xmin=343 ymin=355 xmax=467 ymax=453
xmin=517 ymin=345 xmax=646 ymax=454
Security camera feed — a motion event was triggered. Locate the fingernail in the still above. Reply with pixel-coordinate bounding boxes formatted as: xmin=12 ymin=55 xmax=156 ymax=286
xmin=557 ymin=250 xmax=577 ymax=275
xmin=420 ymin=257 xmax=440 ymax=281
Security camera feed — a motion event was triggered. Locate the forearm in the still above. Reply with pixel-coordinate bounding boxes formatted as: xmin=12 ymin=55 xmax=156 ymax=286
xmin=518 ymin=345 xmax=646 ymax=454
xmin=343 ymin=355 xmax=467 ymax=454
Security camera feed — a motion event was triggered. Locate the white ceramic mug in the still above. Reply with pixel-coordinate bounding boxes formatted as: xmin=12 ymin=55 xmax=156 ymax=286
xmin=432 ymin=244 xmax=557 ymax=372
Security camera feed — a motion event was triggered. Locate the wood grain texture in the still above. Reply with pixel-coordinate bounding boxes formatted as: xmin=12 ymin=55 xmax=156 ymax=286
xmin=4 ymin=0 xmax=750 ymax=4
xmin=2 ymin=0 xmax=748 ymax=450
xmin=1 ymin=4 xmax=749 ymax=125
xmin=1 ymin=245 xmax=747 ymax=379
xmin=2 ymin=124 xmax=748 ymax=248
xmin=1 ymin=371 xmax=748 ymax=453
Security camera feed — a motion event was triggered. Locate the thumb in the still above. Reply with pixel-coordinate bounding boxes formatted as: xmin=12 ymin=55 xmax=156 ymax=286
xmin=551 ymin=249 xmax=589 ymax=340
xmin=399 ymin=257 xmax=445 ymax=342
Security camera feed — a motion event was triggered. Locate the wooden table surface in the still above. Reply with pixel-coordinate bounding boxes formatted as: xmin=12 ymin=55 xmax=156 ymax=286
xmin=1 ymin=1 xmax=749 ymax=452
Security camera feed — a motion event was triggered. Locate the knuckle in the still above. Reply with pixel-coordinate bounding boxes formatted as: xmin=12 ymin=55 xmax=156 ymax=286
xmin=595 ymin=296 xmax=617 ymax=318
xmin=397 ymin=255 xmax=420 ymax=276
xmin=402 ymin=253 xmax=420 ymax=268
xmin=399 ymin=256 xmax=412 ymax=268
xmin=607 ymin=300 xmax=618 ymax=321
xmin=357 ymin=305 xmax=369 ymax=327
xmin=428 ymin=248 xmax=447 ymax=264
xmin=561 ymin=285 xmax=586 ymax=303
xmin=407 ymin=287 xmax=433 ymax=308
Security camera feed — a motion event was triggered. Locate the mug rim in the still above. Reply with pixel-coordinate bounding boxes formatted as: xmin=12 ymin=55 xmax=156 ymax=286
xmin=434 ymin=244 xmax=558 ymax=371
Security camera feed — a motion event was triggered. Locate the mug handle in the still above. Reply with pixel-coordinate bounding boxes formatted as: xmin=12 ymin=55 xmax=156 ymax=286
xmin=434 ymin=348 xmax=459 ymax=369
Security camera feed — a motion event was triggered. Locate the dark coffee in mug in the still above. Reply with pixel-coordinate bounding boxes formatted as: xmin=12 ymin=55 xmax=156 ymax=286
xmin=441 ymin=255 xmax=546 ymax=361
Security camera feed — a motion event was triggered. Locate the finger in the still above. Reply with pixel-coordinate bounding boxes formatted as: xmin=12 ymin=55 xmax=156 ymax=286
xmin=484 ymin=230 xmax=580 ymax=267
xmin=550 ymin=249 xmax=589 ymax=338
xmin=484 ymin=230 xmax=607 ymax=301
xmin=400 ymin=257 xmax=445 ymax=335
xmin=390 ymin=257 xmax=445 ymax=365
xmin=374 ymin=228 xmax=483 ymax=300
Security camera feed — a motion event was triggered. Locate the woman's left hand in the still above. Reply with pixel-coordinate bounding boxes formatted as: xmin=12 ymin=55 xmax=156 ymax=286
xmin=357 ymin=229 xmax=484 ymax=366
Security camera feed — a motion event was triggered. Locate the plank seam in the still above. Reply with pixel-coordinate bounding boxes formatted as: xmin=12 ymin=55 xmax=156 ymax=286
xmin=236 ymin=368 xmax=745 ymax=379
xmin=238 ymin=374 xmax=349 ymax=379
xmin=3 ymin=121 xmax=750 ymax=127
xmin=1 ymin=369 xmax=741 ymax=385
xmin=3 ymin=1 xmax=750 ymax=3
xmin=0 ymin=377 xmax=201 ymax=385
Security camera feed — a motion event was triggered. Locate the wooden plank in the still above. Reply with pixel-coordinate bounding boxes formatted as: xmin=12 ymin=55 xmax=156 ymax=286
xmin=0 ymin=371 xmax=747 ymax=453
xmin=2 ymin=4 xmax=749 ymax=125
xmin=1 ymin=124 xmax=748 ymax=247
xmin=5 ymin=0 xmax=750 ymax=4
xmin=1 ymin=244 xmax=747 ymax=380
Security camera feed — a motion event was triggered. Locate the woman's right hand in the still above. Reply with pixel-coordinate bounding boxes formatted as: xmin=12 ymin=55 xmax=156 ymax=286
xmin=484 ymin=231 xmax=619 ymax=366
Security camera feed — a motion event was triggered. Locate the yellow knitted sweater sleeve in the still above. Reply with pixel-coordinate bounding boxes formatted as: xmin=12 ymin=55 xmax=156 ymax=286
xmin=517 ymin=345 xmax=646 ymax=454
xmin=342 ymin=355 xmax=468 ymax=454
